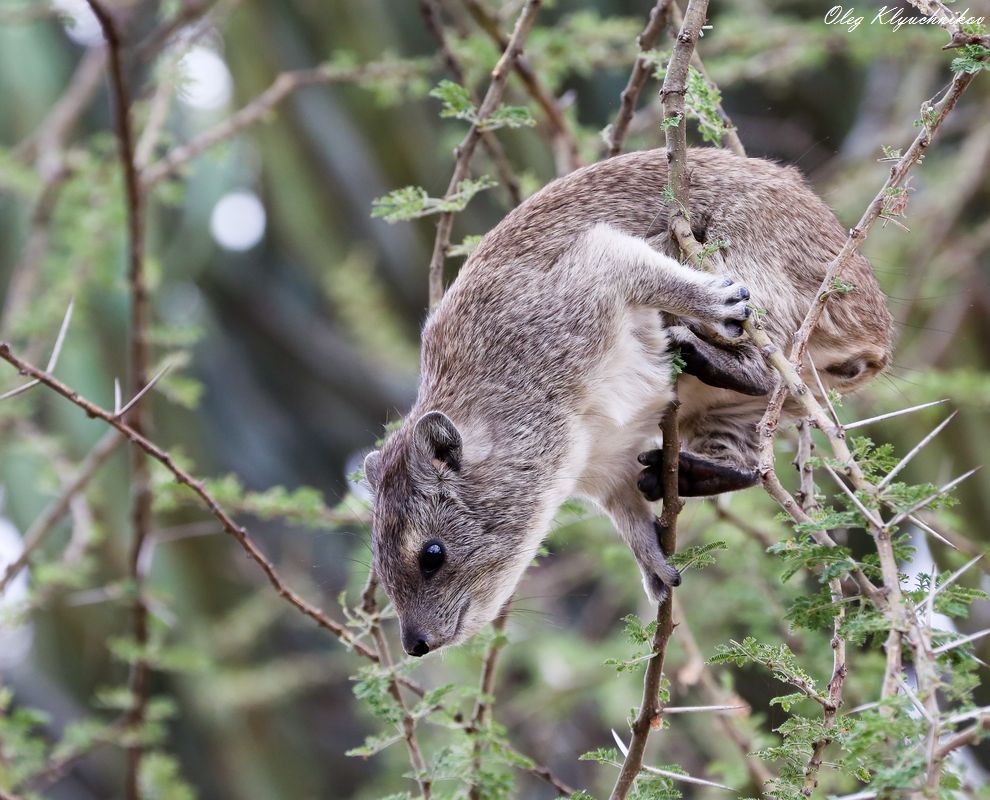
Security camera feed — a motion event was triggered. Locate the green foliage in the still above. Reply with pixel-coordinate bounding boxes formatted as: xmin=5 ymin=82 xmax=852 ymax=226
xmin=371 ymin=176 xmax=498 ymax=223
xmin=950 ymin=44 xmax=990 ymax=74
xmin=666 ymin=540 xmax=726 ymax=572
xmin=709 ymin=637 xmax=821 ymax=700
xmin=429 ymin=80 xmax=536 ymax=131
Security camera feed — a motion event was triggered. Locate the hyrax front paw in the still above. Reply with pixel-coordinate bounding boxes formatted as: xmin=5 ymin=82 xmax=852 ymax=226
xmin=697 ymin=275 xmax=751 ymax=340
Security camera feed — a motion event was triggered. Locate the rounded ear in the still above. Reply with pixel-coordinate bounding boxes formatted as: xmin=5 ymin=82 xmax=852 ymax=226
xmin=414 ymin=411 xmax=462 ymax=471
xmin=363 ymin=450 xmax=383 ymax=492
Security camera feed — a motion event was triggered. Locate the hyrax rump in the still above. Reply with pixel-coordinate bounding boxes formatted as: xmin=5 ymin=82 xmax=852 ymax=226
xmin=364 ymin=147 xmax=893 ymax=657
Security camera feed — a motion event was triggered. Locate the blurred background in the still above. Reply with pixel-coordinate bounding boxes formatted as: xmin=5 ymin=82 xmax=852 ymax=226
xmin=0 ymin=0 xmax=988 ymax=798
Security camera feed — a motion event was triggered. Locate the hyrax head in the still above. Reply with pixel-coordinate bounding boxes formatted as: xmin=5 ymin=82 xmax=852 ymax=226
xmin=364 ymin=411 xmax=532 ymax=657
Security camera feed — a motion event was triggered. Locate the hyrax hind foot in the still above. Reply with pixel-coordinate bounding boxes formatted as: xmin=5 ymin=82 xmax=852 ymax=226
xmin=638 ymin=519 xmax=681 ymax=604
xmin=638 ymin=449 xmax=759 ymax=498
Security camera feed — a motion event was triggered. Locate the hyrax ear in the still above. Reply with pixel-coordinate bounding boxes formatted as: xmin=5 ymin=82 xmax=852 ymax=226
xmin=413 ymin=411 xmax=462 ymax=472
xmin=363 ymin=450 xmax=383 ymax=492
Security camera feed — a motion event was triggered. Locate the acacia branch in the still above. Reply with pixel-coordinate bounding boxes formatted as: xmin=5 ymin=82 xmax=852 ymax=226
xmin=606 ymin=0 xmax=674 ymax=158
xmin=789 ymin=67 xmax=979 ymax=371
xmin=609 ymin=403 xmax=682 ymax=800
xmin=427 ymin=0 xmax=542 ymax=307
xmin=418 ymin=0 xmax=523 ymax=206
xmin=0 ymin=342 xmax=382 ymax=663
xmin=666 ymin=1 xmax=745 ymax=157
xmin=461 ymin=0 xmax=582 ymax=175
xmin=83 ymin=4 xmax=154 ymax=795
xmin=141 ymin=60 xmax=430 ymax=188
xmin=0 ymin=429 xmax=123 ymax=594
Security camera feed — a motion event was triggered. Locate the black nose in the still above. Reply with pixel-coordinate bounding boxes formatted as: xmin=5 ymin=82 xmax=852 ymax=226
xmin=409 ymin=639 xmax=430 ymax=657
xmin=401 ymin=629 xmax=431 ymax=657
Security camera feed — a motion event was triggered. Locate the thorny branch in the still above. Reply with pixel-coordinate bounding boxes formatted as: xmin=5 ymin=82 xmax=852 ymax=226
xmin=427 ymin=0 xmax=542 ymax=307
xmin=418 ymin=0 xmax=523 ymax=206
xmin=461 ymin=0 xmax=582 ymax=175
xmin=605 ymin=0 xmax=674 ymax=159
xmin=0 ymin=342 xmax=382 ymax=663
xmin=83 ymin=3 xmax=154 ymax=795
xmin=609 ymin=403 xmax=682 ymax=800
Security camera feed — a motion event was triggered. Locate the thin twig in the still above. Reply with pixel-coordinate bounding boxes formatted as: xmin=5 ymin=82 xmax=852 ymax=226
xmin=142 ymin=60 xmax=430 ymax=188
xmin=418 ymin=0 xmax=523 ymax=206
xmin=0 ymin=342 xmax=382 ymax=662
xmin=427 ymin=0 xmax=542 ymax=307
xmin=461 ymin=0 xmax=582 ymax=175
xmin=605 ymin=0 xmax=674 ymax=158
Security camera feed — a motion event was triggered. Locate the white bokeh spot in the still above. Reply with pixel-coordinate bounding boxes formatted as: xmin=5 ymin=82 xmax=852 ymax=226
xmin=178 ymin=46 xmax=233 ymax=111
xmin=0 ymin=515 xmax=33 ymax=670
xmin=210 ymin=191 xmax=267 ymax=251
xmin=53 ymin=0 xmax=105 ymax=47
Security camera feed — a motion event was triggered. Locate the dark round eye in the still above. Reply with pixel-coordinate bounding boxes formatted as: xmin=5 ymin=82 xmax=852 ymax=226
xmin=419 ymin=541 xmax=445 ymax=576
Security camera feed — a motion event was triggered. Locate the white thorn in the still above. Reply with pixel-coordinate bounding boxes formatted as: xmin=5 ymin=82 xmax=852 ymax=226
xmin=0 ymin=379 xmax=40 ymax=401
xmin=887 ymin=467 xmax=982 ymax=529
xmin=44 ymin=297 xmax=75 ymax=373
xmin=844 ymin=399 xmax=948 ymax=431
xmin=932 ymin=627 xmax=990 ymax=655
xmin=878 ymin=412 xmax=958 ymax=489
xmin=822 ymin=463 xmax=884 ymax=529
xmin=662 ymin=704 xmax=748 ymax=715
xmin=115 ymin=362 xmax=172 ymax=419
xmin=808 ymin=354 xmax=841 ymax=427
xmin=906 ymin=514 xmax=958 ymax=550
xmin=113 ymin=378 xmax=122 ymax=415
xmin=610 ymin=730 xmax=734 ymax=791
xmin=916 ymin=555 xmax=983 ymax=614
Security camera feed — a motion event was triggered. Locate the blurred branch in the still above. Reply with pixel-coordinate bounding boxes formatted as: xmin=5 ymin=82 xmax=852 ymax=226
xmin=427 ymin=0 xmax=542 ymax=307
xmin=0 ymin=429 xmax=122 ymax=594
xmin=418 ymin=0 xmax=523 ymax=206
xmin=0 ymin=343 xmax=382 ymax=663
xmin=461 ymin=0 xmax=582 ymax=174
xmin=673 ymin=605 xmax=772 ymax=795
xmin=467 ymin=605 xmax=510 ymax=800
xmin=141 ymin=59 xmax=432 ymax=188
xmin=82 ymin=3 xmax=154 ymax=796
xmin=605 ymin=0 xmax=674 ymax=158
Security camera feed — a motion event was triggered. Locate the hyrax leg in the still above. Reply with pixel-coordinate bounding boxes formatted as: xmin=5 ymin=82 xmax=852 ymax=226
xmin=637 ymin=449 xmax=759 ymax=498
xmin=600 ymin=480 xmax=682 ymax=603
xmin=666 ymin=324 xmax=775 ymax=397
xmin=580 ymin=224 xmax=752 ymax=339
xmin=638 ymin=404 xmax=763 ymax=498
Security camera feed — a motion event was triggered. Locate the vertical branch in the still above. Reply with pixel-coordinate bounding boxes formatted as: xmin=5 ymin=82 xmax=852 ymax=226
xmin=461 ymin=0 xmax=582 ymax=175
xmin=84 ymin=4 xmax=153 ymax=797
xmin=605 ymin=0 xmax=674 ymax=158
xmin=467 ymin=605 xmax=510 ymax=800
xmin=795 ymin=423 xmax=848 ymax=796
xmin=609 ymin=404 xmax=682 ymax=800
xmin=417 ymin=0 xmax=523 ymax=206
xmin=374 ymin=629 xmax=434 ymax=797
xmin=427 ymin=0 xmax=542 ymax=307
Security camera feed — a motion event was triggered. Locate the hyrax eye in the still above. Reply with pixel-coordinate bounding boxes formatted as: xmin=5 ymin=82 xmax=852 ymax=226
xmin=419 ymin=541 xmax=445 ymax=576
